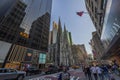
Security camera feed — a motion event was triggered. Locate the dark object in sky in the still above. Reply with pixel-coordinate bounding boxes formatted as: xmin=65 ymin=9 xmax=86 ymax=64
xmin=76 ymin=11 xmax=84 ymax=16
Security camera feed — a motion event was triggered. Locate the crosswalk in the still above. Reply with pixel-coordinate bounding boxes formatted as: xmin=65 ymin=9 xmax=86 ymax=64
xmin=28 ymin=76 xmax=81 ymax=80
xmin=26 ymin=68 xmax=85 ymax=80
xmin=70 ymin=76 xmax=80 ymax=80
xmin=24 ymin=68 xmax=120 ymax=80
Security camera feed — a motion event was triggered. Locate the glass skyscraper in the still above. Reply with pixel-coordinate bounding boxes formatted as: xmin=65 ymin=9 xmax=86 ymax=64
xmin=101 ymin=0 xmax=120 ymax=62
xmin=19 ymin=0 xmax=52 ymax=51
xmin=20 ymin=0 xmax=52 ymax=34
xmin=101 ymin=0 xmax=120 ymax=49
xmin=0 ymin=0 xmax=26 ymax=43
xmin=0 ymin=0 xmax=52 ymax=68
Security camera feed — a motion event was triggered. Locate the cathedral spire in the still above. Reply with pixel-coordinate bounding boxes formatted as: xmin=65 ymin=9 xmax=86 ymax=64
xmin=57 ymin=17 xmax=62 ymax=39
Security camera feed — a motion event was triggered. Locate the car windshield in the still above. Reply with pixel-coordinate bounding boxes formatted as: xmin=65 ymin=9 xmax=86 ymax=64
xmin=0 ymin=69 xmax=11 ymax=73
xmin=9 ymin=69 xmax=16 ymax=72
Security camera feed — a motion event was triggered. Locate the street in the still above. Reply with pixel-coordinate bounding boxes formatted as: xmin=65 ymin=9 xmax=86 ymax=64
xmin=1 ymin=1 xmax=120 ymax=80
xmin=24 ymin=68 xmax=85 ymax=80
xmin=24 ymin=68 xmax=120 ymax=80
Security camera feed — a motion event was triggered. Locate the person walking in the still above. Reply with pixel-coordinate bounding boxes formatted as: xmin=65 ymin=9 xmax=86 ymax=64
xmin=86 ymin=66 xmax=92 ymax=80
xmin=96 ymin=65 xmax=104 ymax=80
xmin=118 ymin=65 xmax=120 ymax=76
xmin=83 ymin=65 xmax=88 ymax=78
xmin=58 ymin=66 xmax=70 ymax=80
xmin=90 ymin=65 xmax=98 ymax=80
xmin=102 ymin=65 xmax=110 ymax=80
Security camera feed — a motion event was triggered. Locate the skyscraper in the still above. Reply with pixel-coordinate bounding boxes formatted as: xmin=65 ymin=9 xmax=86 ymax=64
xmin=86 ymin=0 xmax=120 ymax=64
xmin=29 ymin=12 xmax=51 ymax=51
xmin=85 ymin=0 xmax=106 ymax=37
xmin=0 ymin=0 xmax=52 ymax=69
xmin=101 ymin=0 xmax=120 ymax=64
xmin=0 ymin=0 xmax=27 ymax=43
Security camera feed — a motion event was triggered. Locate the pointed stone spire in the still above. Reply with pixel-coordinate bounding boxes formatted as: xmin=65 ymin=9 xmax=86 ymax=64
xmin=56 ymin=17 xmax=62 ymax=66
xmin=58 ymin=17 xmax=62 ymax=34
xmin=64 ymin=24 xmax=67 ymax=33
xmin=64 ymin=24 xmax=67 ymax=32
xmin=57 ymin=17 xmax=62 ymax=40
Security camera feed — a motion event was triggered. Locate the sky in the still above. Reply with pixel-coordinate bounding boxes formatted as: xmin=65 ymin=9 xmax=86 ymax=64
xmin=50 ymin=0 xmax=96 ymax=54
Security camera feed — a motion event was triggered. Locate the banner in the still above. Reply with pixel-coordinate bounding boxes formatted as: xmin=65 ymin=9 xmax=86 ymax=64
xmin=39 ymin=53 xmax=46 ymax=64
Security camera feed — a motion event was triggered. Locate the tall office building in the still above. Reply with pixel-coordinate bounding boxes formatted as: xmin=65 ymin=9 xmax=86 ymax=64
xmin=85 ymin=0 xmax=107 ymax=37
xmin=29 ymin=12 xmax=50 ymax=51
xmin=101 ymin=0 xmax=120 ymax=64
xmin=20 ymin=0 xmax=52 ymax=51
xmin=52 ymin=21 xmax=58 ymax=44
xmin=85 ymin=0 xmax=107 ymax=60
xmin=48 ymin=21 xmax=58 ymax=62
xmin=0 ymin=0 xmax=52 ymax=69
xmin=0 ymin=0 xmax=27 ymax=68
xmin=0 ymin=0 xmax=27 ymax=43
xmin=87 ymin=0 xmax=120 ymax=64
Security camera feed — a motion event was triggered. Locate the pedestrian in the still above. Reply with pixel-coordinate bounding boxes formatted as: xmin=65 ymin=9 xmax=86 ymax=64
xmin=109 ymin=71 xmax=116 ymax=80
xmin=58 ymin=66 xmax=70 ymax=80
xmin=90 ymin=65 xmax=98 ymax=80
xmin=96 ymin=65 xmax=104 ymax=80
xmin=118 ymin=65 xmax=120 ymax=76
xmin=112 ymin=64 xmax=119 ymax=75
xmin=83 ymin=65 xmax=88 ymax=78
xmin=86 ymin=65 xmax=92 ymax=80
xmin=102 ymin=65 xmax=110 ymax=80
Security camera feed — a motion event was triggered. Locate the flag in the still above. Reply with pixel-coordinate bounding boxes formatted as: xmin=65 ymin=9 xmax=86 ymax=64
xmin=76 ymin=11 xmax=84 ymax=17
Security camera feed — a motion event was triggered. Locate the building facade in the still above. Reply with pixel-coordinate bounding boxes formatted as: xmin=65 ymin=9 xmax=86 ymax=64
xmin=86 ymin=0 xmax=120 ymax=64
xmin=72 ymin=44 xmax=87 ymax=65
xmin=0 ymin=0 xmax=52 ymax=68
xmin=85 ymin=0 xmax=107 ymax=60
xmin=0 ymin=0 xmax=27 ymax=43
xmin=85 ymin=0 xmax=107 ymax=37
xmin=101 ymin=0 xmax=120 ymax=64
xmin=48 ymin=21 xmax=58 ymax=63
xmin=90 ymin=31 xmax=104 ymax=60
xmin=29 ymin=12 xmax=50 ymax=51
xmin=60 ymin=26 xmax=74 ymax=66
xmin=48 ymin=19 xmax=74 ymax=66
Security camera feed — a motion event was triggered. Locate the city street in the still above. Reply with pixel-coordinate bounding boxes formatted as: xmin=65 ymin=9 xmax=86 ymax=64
xmin=24 ymin=67 xmax=120 ymax=80
xmin=0 ymin=0 xmax=120 ymax=80
xmin=24 ymin=68 xmax=85 ymax=80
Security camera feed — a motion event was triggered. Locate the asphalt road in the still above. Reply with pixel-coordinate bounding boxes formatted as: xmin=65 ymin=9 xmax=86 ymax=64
xmin=24 ymin=68 xmax=120 ymax=80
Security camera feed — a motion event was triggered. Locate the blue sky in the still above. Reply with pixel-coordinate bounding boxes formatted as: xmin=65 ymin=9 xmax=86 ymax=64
xmin=50 ymin=0 xmax=95 ymax=54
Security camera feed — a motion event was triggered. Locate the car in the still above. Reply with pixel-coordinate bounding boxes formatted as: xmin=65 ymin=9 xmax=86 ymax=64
xmin=71 ymin=65 xmax=80 ymax=69
xmin=0 ymin=68 xmax=26 ymax=80
xmin=45 ymin=65 xmax=58 ymax=74
xmin=26 ymin=67 xmax=41 ymax=76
